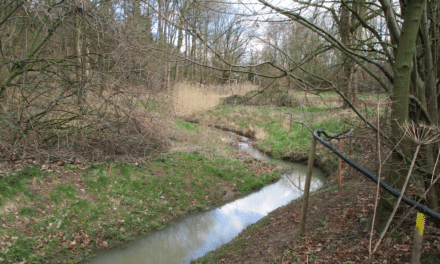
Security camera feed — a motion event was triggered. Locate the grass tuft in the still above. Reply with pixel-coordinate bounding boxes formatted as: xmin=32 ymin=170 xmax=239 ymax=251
xmin=18 ymin=207 xmax=34 ymax=216
xmin=1 ymin=237 xmax=37 ymax=262
xmin=174 ymin=119 xmax=200 ymax=133
xmin=0 ymin=167 xmax=45 ymax=204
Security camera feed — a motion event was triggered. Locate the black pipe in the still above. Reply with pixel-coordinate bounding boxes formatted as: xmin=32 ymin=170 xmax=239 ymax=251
xmin=313 ymin=130 xmax=440 ymax=225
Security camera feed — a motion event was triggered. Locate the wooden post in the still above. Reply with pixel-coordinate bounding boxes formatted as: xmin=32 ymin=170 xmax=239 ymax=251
xmin=338 ymin=157 xmax=343 ymax=188
xmin=301 ymin=126 xmax=303 ymax=141
xmin=411 ymin=213 xmax=425 ymax=264
xmin=338 ymin=140 xmax=343 ymax=188
xmin=300 ymin=136 xmax=317 ymax=236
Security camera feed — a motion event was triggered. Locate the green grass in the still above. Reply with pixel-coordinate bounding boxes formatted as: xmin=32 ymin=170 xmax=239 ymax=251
xmin=71 ymin=200 xmax=91 ymax=214
xmin=53 ymin=184 xmax=77 ymax=200
xmin=357 ymin=93 xmax=388 ymax=100
xmin=287 ymin=106 xmax=330 ymax=113
xmin=139 ymin=99 xmax=157 ymax=110
xmin=18 ymin=206 xmax=34 ymax=216
xmin=173 ymin=119 xmax=200 ymax=133
xmin=63 ymin=164 xmax=79 ymax=171
xmin=187 ymin=104 xmax=351 ymax=183
xmin=0 ymin=236 xmax=38 ymax=263
xmin=310 ymin=92 xmax=339 ymax=100
xmin=0 ymin=167 xmax=45 ymax=204
xmin=258 ymin=111 xmax=345 ymax=159
xmin=292 ymin=91 xmax=387 ymax=101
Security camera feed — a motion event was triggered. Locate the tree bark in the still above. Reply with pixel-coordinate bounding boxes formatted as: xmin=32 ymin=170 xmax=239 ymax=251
xmin=374 ymin=0 xmax=427 ymax=233
xmin=421 ymin=4 xmax=438 ymax=125
xmin=339 ymin=3 xmax=353 ymax=109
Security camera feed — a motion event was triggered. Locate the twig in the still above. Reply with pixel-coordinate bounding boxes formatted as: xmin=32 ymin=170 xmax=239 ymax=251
xmin=369 ymin=97 xmax=384 ymax=255
xmin=371 ymin=143 xmax=421 ymax=255
xmin=432 ymin=148 xmax=440 ymax=185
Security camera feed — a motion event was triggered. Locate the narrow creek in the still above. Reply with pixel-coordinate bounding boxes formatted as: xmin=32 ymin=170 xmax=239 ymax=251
xmin=83 ymin=132 xmax=325 ymax=264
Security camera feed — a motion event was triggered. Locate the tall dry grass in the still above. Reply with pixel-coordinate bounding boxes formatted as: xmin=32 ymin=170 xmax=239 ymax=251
xmin=171 ymin=82 xmax=259 ymax=116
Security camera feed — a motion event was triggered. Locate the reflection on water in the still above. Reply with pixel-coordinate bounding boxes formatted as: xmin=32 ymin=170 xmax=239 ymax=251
xmin=84 ymin=133 xmax=324 ymax=264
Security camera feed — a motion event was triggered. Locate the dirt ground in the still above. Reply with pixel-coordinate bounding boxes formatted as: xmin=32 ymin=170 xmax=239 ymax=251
xmin=197 ymin=170 xmax=440 ymax=264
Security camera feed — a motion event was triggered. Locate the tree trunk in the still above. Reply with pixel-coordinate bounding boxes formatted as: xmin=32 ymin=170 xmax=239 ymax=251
xmin=374 ymin=0 xmax=427 ymax=233
xmin=339 ymin=3 xmax=354 ymax=109
xmin=421 ymin=4 xmax=438 ymax=125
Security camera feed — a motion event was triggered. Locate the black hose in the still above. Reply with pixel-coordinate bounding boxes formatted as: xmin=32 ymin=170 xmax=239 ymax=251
xmin=313 ymin=130 xmax=440 ymax=225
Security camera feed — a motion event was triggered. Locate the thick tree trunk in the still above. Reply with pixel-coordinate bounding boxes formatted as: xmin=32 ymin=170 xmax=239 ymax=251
xmin=421 ymin=5 xmax=438 ymax=125
xmin=374 ymin=0 xmax=427 ymax=233
xmin=339 ymin=3 xmax=354 ymax=109
xmin=414 ymin=3 xmax=439 ymax=212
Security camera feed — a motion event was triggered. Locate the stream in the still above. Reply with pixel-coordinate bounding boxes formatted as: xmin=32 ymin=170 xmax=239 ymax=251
xmin=83 ymin=132 xmax=325 ymax=264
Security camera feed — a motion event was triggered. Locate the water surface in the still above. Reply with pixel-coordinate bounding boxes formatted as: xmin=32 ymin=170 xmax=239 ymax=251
xmin=84 ymin=133 xmax=324 ymax=264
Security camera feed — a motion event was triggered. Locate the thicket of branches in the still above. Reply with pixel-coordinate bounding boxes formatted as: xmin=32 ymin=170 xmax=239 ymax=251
xmin=0 ymin=0 xmax=171 ymax=162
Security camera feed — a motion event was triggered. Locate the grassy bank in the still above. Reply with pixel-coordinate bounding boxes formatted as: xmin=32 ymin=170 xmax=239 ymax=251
xmin=187 ymin=104 xmax=358 ymax=175
xmin=0 ymin=119 xmax=283 ymax=264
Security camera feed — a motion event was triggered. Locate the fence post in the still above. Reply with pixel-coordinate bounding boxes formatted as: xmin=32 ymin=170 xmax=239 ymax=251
xmin=300 ymin=136 xmax=317 ymax=236
xmin=411 ymin=213 xmax=425 ymax=264
xmin=338 ymin=157 xmax=343 ymax=188
xmin=338 ymin=140 xmax=343 ymax=188
xmin=301 ymin=126 xmax=303 ymax=141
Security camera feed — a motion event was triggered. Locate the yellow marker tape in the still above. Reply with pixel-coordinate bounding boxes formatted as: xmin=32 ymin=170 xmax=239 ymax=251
xmin=416 ymin=213 xmax=425 ymax=235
